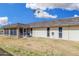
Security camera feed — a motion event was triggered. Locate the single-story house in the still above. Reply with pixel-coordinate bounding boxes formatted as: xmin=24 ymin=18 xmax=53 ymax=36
xmin=2 ymin=17 xmax=79 ymax=41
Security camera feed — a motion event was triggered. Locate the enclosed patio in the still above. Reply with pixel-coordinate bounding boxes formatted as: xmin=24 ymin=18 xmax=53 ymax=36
xmin=3 ymin=23 xmax=32 ymax=38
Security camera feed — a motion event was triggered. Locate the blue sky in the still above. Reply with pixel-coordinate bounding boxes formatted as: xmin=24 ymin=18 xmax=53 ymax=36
xmin=0 ymin=3 xmax=79 ymax=24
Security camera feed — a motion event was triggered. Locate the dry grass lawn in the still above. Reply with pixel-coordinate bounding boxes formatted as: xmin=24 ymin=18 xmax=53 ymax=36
xmin=0 ymin=36 xmax=79 ymax=56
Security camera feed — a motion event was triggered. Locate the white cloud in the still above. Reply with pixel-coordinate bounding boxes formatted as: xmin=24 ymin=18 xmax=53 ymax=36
xmin=26 ymin=3 xmax=79 ymax=18
xmin=74 ymin=14 xmax=79 ymax=17
xmin=0 ymin=17 xmax=8 ymax=25
xmin=34 ymin=9 xmax=57 ymax=18
xmin=26 ymin=3 xmax=59 ymax=18
xmin=26 ymin=3 xmax=79 ymax=10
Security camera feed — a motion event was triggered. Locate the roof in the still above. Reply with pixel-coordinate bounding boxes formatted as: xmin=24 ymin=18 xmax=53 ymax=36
xmin=3 ymin=23 xmax=30 ymax=29
xmin=29 ymin=17 xmax=79 ymax=27
xmin=3 ymin=17 xmax=79 ymax=29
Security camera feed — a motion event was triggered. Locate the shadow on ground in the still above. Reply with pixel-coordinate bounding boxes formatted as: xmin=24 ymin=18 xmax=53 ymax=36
xmin=0 ymin=48 xmax=13 ymax=56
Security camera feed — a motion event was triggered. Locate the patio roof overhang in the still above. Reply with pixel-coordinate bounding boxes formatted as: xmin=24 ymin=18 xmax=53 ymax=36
xmin=3 ymin=23 xmax=30 ymax=29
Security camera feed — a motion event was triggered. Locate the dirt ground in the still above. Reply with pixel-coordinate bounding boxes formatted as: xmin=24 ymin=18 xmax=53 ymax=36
xmin=0 ymin=36 xmax=79 ymax=56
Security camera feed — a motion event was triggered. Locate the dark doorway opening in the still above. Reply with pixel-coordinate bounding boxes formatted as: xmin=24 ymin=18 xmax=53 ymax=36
xmin=47 ymin=27 xmax=50 ymax=37
xmin=27 ymin=28 xmax=31 ymax=37
xmin=59 ymin=27 xmax=62 ymax=38
xmin=19 ymin=28 xmax=23 ymax=35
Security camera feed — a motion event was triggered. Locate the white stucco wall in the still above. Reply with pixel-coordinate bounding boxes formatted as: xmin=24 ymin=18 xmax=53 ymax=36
xmin=64 ymin=26 xmax=79 ymax=41
xmin=32 ymin=27 xmax=70 ymax=40
xmin=68 ymin=30 xmax=79 ymax=41
xmin=50 ymin=28 xmax=59 ymax=39
xmin=50 ymin=27 xmax=79 ymax=41
xmin=32 ymin=28 xmax=47 ymax=38
xmin=62 ymin=27 xmax=69 ymax=40
xmin=32 ymin=26 xmax=79 ymax=41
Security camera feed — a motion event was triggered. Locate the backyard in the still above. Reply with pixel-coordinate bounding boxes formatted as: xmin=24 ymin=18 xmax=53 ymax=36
xmin=0 ymin=36 xmax=79 ymax=56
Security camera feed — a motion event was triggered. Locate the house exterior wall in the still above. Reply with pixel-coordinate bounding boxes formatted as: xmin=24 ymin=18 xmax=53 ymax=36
xmin=50 ymin=27 xmax=69 ymax=40
xmin=50 ymin=27 xmax=59 ymax=39
xmin=50 ymin=26 xmax=79 ymax=41
xmin=3 ymin=24 xmax=79 ymax=41
xmin=68 ymin=30 xmax=79 ymax=41
xmin=62 ymin=27 xmax=69 ymax=40
xmin=32 ymin=26 xmax=79 ymax=41
xmin=32 ymin=27 xmax=68 ymax=40
xmin=32 ymin=28 xmax=47 ymax=38
xmin=68 ymin=26 xmax=79 ymax=41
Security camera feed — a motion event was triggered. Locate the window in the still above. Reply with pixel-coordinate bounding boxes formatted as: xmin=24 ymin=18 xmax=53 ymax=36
xmin=4 ymin=29 xmax=9 ymax=35
xmin=59 ymin=27 xmax=62 ymax=32
xmin=47 ymin=27 xmax=50 ymax=37
xmin=59 ymin=27 xmax=62 ymax=38
xmin=13 ymin=30 xmax=16 ymax=35
xmin=52 ymin=32 xmax=54 ymax=35
xmin=10 ymin=29 xmax=16 ymax=35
